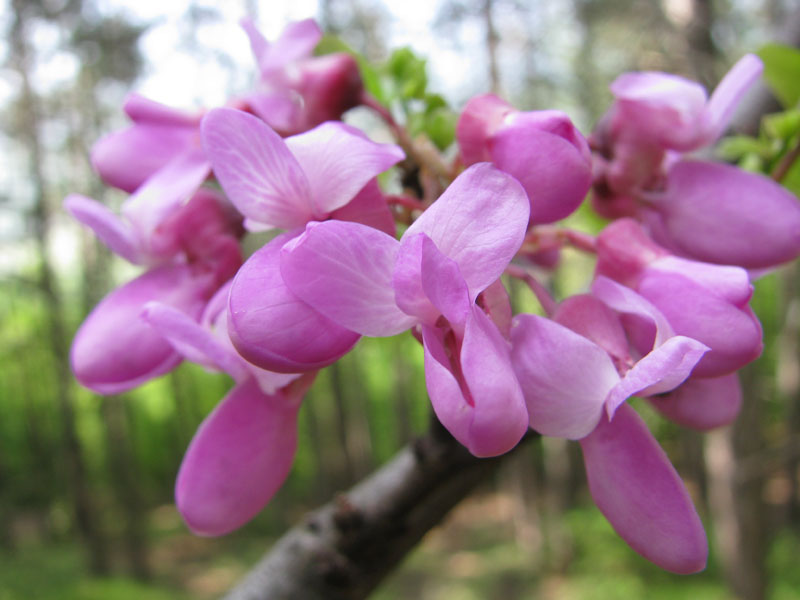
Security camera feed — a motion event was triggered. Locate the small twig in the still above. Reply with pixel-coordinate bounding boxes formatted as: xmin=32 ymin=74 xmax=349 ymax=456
xmin=505 ymin=264 xmax=558 ymax=317
xmin=772 ymin=140 xmax=800 ymax=183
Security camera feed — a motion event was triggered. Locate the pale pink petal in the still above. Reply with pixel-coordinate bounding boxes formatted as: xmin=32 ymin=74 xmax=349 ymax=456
xmin=646 ymin=160 xmax=800 ymax=269
xmin=91 ymin=124 xmax=199 ymax=194
xmin=141 ymin=301 xmax=249 ymax=382
xmin=579 ymin=403 xmax=708 ymax=574
xmin=420 ymin=235 xmax=471 ymax=328
xmin=244 ymin=90 xmax=300 ymax=134
xmin=610 ymin=71 xmax=708 ymax=150
xmin=329 ymin=179 xmax=396 ymax=237
xmin=649 ymin=373 xmax=742 ymax=430
xmin=458 ymin=306 xmax=529 ymax=456
xmin=422 ymin=325 xmax=475 ymax=449
xmin=553 ymin=294 xmax=631 ymax=364
xmin=123 ymin=93 xmax=201 ymax=127
xmin=393 ymin=233 xmax=440 ymax=326
xmin=511 ymin=314 xmax=618 ymax=439
xmin=478 ymin=278 xmax=512 ymax=339
xmin=228 ymin=233 xmax=360 ymax=373
xmin=456 ymin=93 xmax=514 ymax=164
xmin=121 ymin=147 xmax=211 ymax=252
xmin=649 ymin=255 xmax=752 ymax=306
xmin=591 ymin=276 xmax=675 ymax=351
xmin=704 ymin=54 xmax=763 ymax=142
xmin=201 ymin=108 xmax=315 ymax=229
xmin=405 ymin=163 xmax=529 ymax=299
xmin=176 ymin=379 xmax=300 ymax=536
xmin=64 ymin=194 xmax=142 ymax=264
xmin=249 ymin=18 xmax=322 ymax=74
xmin=280 ymin=221 xmax=416 ymax=336
xmin=605 ymin=335 xmax=709 ymax=417
xmin=285 ymin=122 xmax=404 ymax=217
xmin=71 ymin=264 xmax=214 ymax=394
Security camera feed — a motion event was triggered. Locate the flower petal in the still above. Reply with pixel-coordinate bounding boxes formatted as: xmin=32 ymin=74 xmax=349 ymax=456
xmin=64 ymin=194 xmax=142 ymax=263
xmin=280 ymin=220 xmax=416 ymax=336
xmin=420 ymin=235 xmax=471 ymax=328
xmin=175 ymin=379 xmax=301 ymax=536
xmin=405 ymin=163 xmax=529 ymax=299
xmin=201 ymin=107 xmax=315 ymax=229
xmin=121 ymin=147 xmax=211 ymax=252
xmin=579 ymin=403 xmax=708 ymax=574
xmin=704 ymin=54 xmax=763 ymax=142
xmin=605 ymin=335 xmax=709 ymax=417
xmin=329 ymin=179 xmax=396 ymax=237
xmin=647 ymin=160 xmax=800 ymax=269
xmin=649 ymin=373 xmax=742 ymax=430
xmin=459 ymin=306 xmax=528 ymax=456
xmin=511 ymin=314 xmax=618 ymax=439
xmin=285 ymin=122 xmax=404 ymax=216
xmin=71 ymin=264 xmax=214 ymax=394
xmin=141 ymin=301 xmax=249 ymax=381
xmin=228 ymin=233 xmax=360 ymax=373
xmin=490 ymin=112 xmax=591 ymax=224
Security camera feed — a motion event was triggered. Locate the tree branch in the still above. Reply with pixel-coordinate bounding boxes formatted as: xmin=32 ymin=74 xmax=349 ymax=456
xmin=223 ymin=421 xmax=538 ymax=600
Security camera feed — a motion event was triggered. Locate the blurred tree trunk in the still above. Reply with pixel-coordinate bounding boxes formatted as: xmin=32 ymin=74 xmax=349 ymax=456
xmin=9 ymin=1 xmax=110 ymax=575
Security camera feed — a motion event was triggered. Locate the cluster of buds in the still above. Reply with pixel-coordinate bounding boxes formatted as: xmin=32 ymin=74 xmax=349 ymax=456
xmin=66 ymin=18 xmax=800 ymax=574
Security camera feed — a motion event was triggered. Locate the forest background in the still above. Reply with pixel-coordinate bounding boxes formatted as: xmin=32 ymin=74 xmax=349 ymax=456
xmin=2 ymin=0 xmax=800 ymax=598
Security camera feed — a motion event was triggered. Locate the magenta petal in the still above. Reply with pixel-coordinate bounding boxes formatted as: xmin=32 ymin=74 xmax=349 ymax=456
xmin=405 ymin=163 xmax=529 ymax=299
xmin=285 ymin=122 xmax=404 ymax=217
xmin=201 ymin=108 xmax=315 ymax=229
xmin=649 ymin=373 xmax=742 ymax=430
xmin=580 ymin=403 xmax=708 ymax=574
xmin=511 ymin=314 xmax=618 ymax=439
xmin=71 ymin=264 xmax=213 ymax=394
xmin=64 ymin=194 xmax=141 ymax=263
xmin=281 ymin=221 xmax=416 ymax=336
xmin=176 ymin=379 xmax=300 ymax=536
xmin=459 ymin=306 xmax=528 ymax=456
xmin=605 ymin=335 xmax=709 ymax=417
xmin=422 ymin=311 xmax=528 ymax=458
xmin=228 ymin=233 xmax=360 ymax=373
xmin=329 ymin=179 xmax=396 ymax=237
xmin=637 ymin=269 xmax=762 ymax=377
xmin=246 ymin=18 xmax=321 ymax=75
xmin=648 ymin=160 xmax=800 ymax=269
xmin=141 ymin=301 xmax=249 ymax=381
xmin=490 ymin=112 xmax=591 ymax=224
xmin=477 ymin=278 xmax=512 ymax=339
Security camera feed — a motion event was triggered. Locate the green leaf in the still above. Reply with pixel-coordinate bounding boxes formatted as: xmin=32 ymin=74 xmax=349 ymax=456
xmin=781 ymin=157 xmax=800 ymax=198
xmin=757 ymin=44 xmax=800 ymax=109
xmin=716 ymin=135 xmax=768 ymax=161
xmin=386 ymin=47 xmax=428 ymax=100
xmin=762 ymin=109 xmax=800 ymax=141
xmin=424 ymin=108 xmax=457 ymax=150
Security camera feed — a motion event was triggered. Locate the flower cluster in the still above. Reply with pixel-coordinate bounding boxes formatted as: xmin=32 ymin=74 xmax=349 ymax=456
xmin=66 ymin=18 xmax=800 ymax=574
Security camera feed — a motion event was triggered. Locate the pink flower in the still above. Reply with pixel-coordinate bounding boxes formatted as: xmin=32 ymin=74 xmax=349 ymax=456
xmin=457 ymin=94 xmax=591 ymax=224
xmin=510 ymin=284 xmax=709 ymax=573
xmin=280 ymin=164 xmax=531 ymax=457
xmin=201 ymin=107 xmax=404 ymax=372
xmin=241 ymin=18 xmax=363 ymax=135
xmin=596 ymin=219 xmax=763 ymax=377
xmin=141 ymin=283 xmax=309 ymax=535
